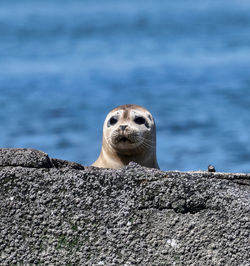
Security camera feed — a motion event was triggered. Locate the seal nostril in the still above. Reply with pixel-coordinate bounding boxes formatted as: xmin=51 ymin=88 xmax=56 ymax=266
xmin=120 ymin=125 xmax=127 ymax=131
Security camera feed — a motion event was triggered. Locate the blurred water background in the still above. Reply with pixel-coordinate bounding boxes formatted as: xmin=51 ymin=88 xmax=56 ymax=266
xmin=1 ymin=0 xmax=250 ymax=172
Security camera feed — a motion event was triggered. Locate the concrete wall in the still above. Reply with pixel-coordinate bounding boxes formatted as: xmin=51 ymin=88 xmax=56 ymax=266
xmin=0 ymin=148 xmax=249 ymax=265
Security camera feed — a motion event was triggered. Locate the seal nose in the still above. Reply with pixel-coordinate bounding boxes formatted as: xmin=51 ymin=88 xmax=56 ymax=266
xmin=120 ymin=125 xmax=128 ymax=131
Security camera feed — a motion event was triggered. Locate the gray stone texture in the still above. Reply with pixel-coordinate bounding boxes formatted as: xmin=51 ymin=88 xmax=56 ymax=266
xmin=0 ymin=148 xmax=249 ymax=265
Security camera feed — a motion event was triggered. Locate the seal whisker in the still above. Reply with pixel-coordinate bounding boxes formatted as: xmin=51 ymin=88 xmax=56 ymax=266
xmin=139 ymin=137 xmax=156 ymax=144
xmin=136 ymin=136 xmax=156 ymax=146
xmin=140 ymin=141 xmax=155 ymax=150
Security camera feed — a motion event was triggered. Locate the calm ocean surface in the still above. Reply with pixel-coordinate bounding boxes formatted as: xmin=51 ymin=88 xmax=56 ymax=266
xmin=1 ymin=0 xmax=250 ymax=172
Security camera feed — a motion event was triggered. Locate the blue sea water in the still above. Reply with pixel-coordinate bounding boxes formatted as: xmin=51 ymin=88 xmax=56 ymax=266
xmin=1 ymin=0 xmax=250 ymax=172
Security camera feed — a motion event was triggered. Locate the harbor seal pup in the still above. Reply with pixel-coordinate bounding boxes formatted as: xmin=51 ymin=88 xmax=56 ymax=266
xmin=92 ymin=104 xmax=159 ymax=169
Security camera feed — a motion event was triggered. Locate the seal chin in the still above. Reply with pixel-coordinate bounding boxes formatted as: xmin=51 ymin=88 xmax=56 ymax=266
xmin=112 ymin=137 xmax=136 ymax=149
xmin=119 ymin=137 xmax=130 ymax=143
xmin=113 ymin=132 xmax=140 ymax=144
xmin=108 ymin=134 xmax=137 ymax=152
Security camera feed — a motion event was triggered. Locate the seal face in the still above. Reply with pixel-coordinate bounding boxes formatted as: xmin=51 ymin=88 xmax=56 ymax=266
xmin=92 ymin=104 xmax=159 ymax=169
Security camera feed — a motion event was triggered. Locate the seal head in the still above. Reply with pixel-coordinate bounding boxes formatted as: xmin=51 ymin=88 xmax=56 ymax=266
xmin=92 ymin=104 xmax=159 ymax=169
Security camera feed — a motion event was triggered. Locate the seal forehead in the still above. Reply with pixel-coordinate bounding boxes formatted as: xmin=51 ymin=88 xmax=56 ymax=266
xmin=107 ymin=104 xmax=154 ymax=125
xmin=111 ymin=104 xmax=150 ymax=114
xmin=111 ymin=104 xmax=147 ymax=111
xmin=108 ymin=104 xmax=152 ymax=122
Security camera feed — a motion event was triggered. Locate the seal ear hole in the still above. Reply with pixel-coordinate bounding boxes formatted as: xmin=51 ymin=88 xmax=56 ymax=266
xmin=134 ymin=116 xmax=146 ymax=125
xmin=107 ymin=116 xmax=118 ymax=127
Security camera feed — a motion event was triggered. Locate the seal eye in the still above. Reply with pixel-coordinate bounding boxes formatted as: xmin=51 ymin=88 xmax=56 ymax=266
xmin=110 ymin=117 xmax=117 ymax=125
xmin=107 ymin=116 xmax=118 ymax=127
xmin=134 ymin=116 xmax=146 ymax=125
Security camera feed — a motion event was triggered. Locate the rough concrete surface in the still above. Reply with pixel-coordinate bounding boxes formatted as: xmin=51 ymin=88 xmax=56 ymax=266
xmin=0 ymin=148 xmax=249 ymax=265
